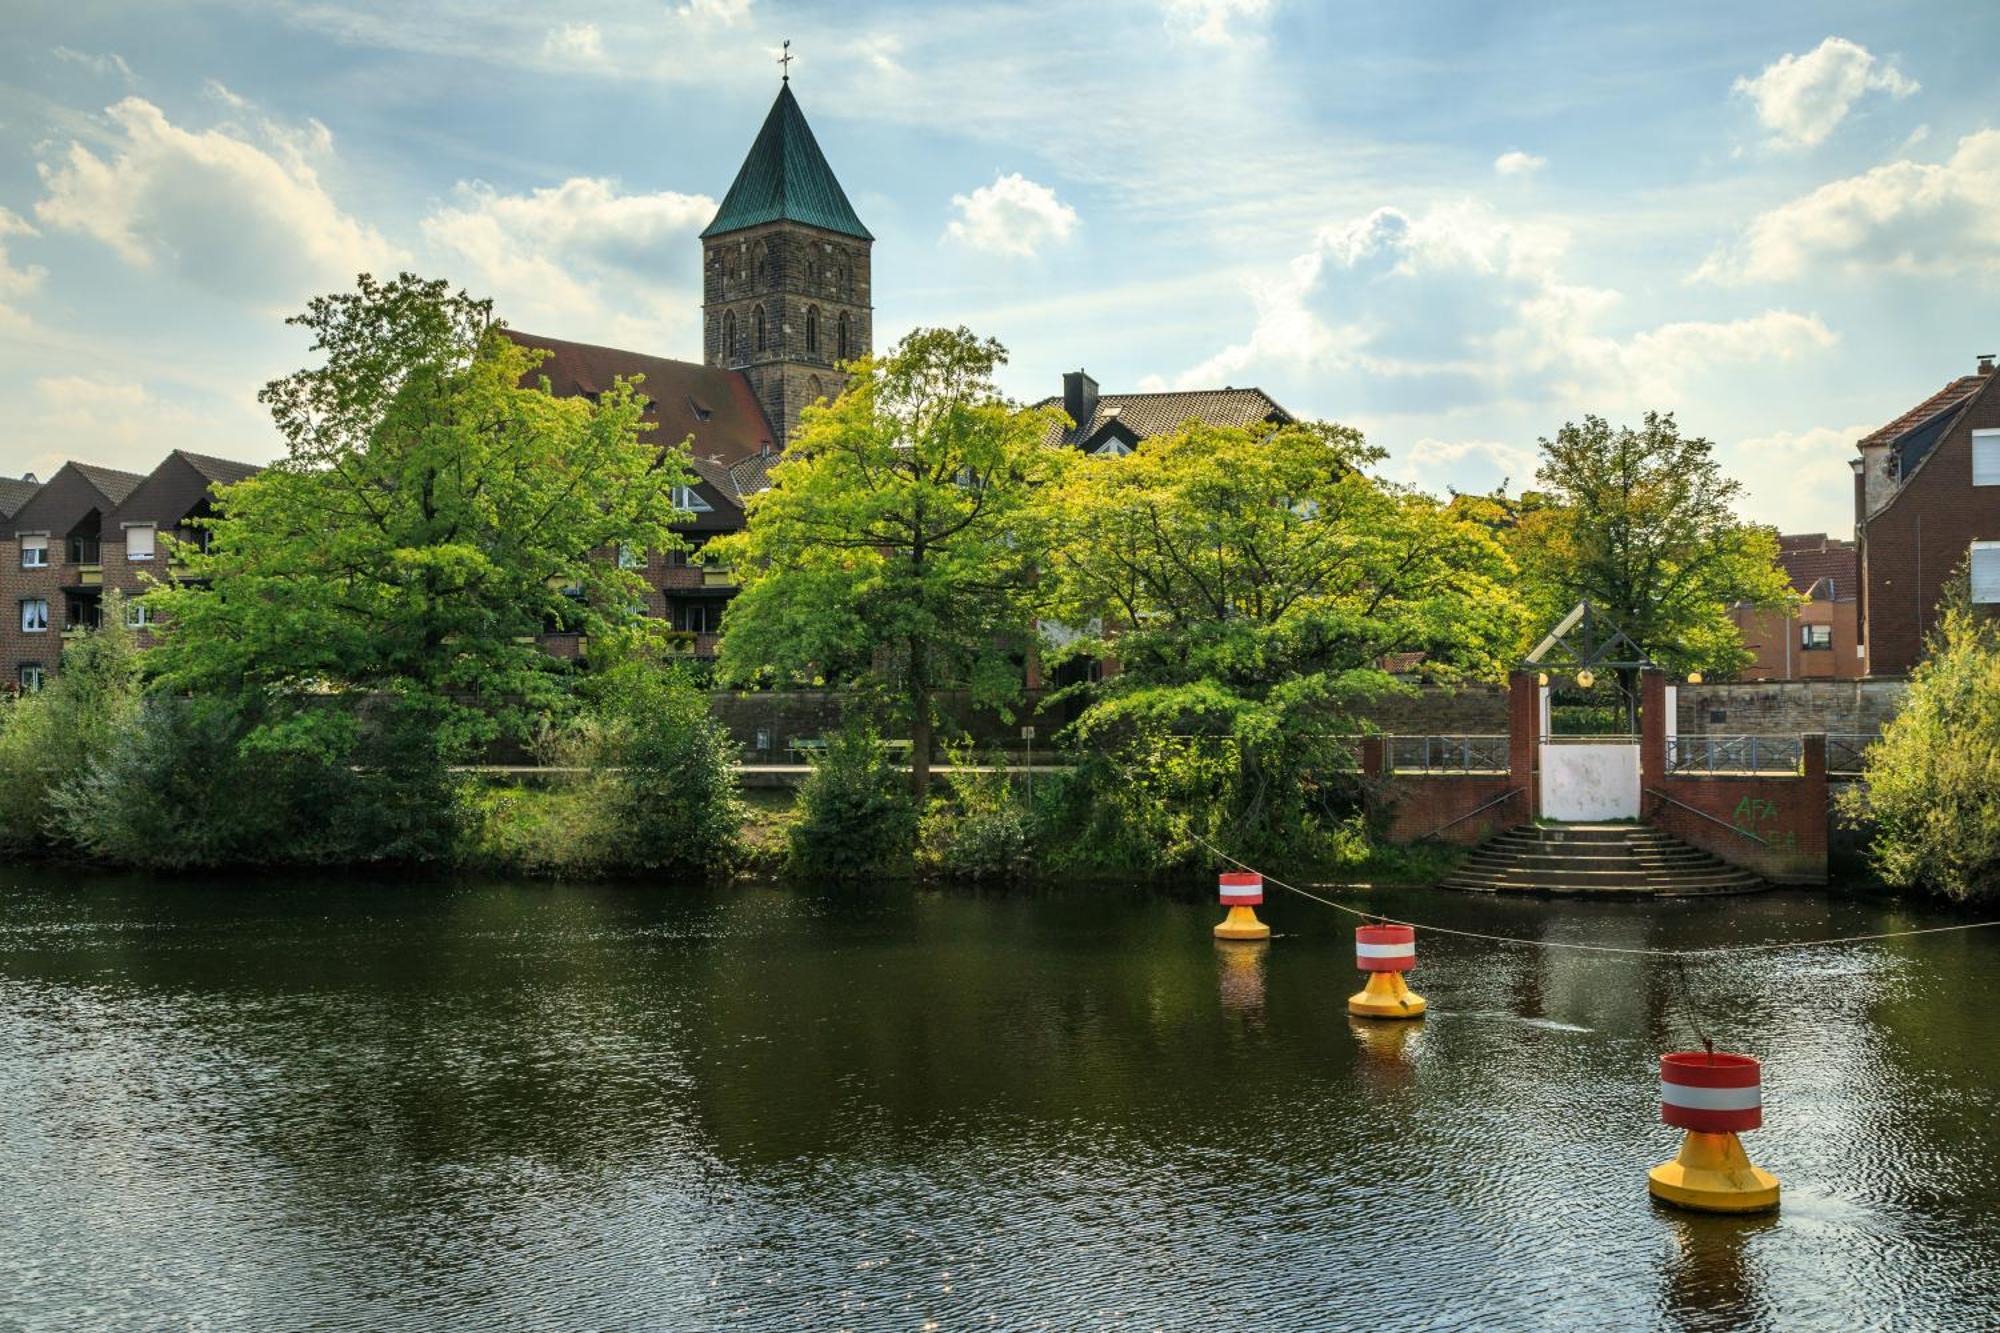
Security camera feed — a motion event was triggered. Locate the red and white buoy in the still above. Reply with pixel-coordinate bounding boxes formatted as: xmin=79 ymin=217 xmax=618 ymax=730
xmin=1213 ymin=871 xmax=1270 ymax=940
xmin=1647 ymin=1051 xmax=1780 ymax=1212
xmin=1348 ymin=923 xmax=1425 ymax=1018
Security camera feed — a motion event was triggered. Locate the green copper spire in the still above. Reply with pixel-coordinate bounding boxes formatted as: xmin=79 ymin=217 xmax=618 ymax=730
xmin=701 ymin=84 xmax=872 ymax=241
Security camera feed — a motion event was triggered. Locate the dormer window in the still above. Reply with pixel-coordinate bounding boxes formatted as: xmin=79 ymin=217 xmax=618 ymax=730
xmin=688 ymin=397 xmax=714 ymax=423
xmin=1091 ymin=438 xmax=1131 ymax=457
xmin=672 ymin=484 xmax=713 ymax=514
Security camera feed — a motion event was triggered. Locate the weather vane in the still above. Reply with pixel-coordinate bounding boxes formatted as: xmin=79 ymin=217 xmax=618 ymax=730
xmin=779 ymin=39 xmax=793 ymax=83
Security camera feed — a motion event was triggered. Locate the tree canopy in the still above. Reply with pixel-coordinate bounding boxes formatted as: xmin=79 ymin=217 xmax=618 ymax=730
xmin=710 ymin=327 xmax=1067 ymax=795
xmin=1508 ymin=412 xmax=1794 ymax=677
xmin=146 ymin=273 xmax=687 ymax=759
xmin=1037 ymin=417 xmax=1524 ymax=868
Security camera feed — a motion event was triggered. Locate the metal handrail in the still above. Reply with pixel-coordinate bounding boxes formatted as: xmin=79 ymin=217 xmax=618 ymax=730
xmin=1644 ymin=787 xmax=1769 ymax=846
xmin=1426 ymin=785 xmax=1529 ymax=839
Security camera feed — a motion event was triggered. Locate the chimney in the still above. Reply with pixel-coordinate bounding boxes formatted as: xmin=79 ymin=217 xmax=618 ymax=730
xmin=1062 ymin=369 xmax=1098 ymax=432
xmin=1979 ymin=353 xmax=1995 ymax=376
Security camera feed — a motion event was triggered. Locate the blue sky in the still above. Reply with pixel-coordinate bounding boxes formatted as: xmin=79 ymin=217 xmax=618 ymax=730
xmin=2 ymin=1 xmax=1993 ymax=535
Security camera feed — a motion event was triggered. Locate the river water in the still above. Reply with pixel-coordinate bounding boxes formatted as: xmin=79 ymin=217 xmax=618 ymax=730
xmin=1 ymin=870 xmax=1994 ymax=1331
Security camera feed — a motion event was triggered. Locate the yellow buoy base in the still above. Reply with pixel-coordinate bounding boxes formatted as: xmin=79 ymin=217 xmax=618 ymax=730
xmin=1347 ymin=968 xmax=1425 ymax=1019
xmin=1648 ymin=1131 xmax=1780 ymax=1213
xmin=1213 ymin=904 xmax=1271 ymax=941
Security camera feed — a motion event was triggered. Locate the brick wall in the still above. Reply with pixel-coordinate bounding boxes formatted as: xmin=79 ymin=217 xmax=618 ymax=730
xmin=1858 ymin=367 xmax=2000 ymax=674
xmin=1675 ymin=678 xmax=1907 ymax=738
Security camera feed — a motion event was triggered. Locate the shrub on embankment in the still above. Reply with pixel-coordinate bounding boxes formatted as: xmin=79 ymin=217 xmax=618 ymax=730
xmin=1840 ymin=587 xmax=2000 ymax=904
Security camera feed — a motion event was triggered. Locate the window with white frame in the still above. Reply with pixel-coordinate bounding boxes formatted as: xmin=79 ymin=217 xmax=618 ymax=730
xmin=1972 ymin=541 xmax=2000 ymax=604
xmin=1974 ymin=430 xmax=2000 ymax=486
xmin=617 ymin=543 xmax=644 ymax=569
xmin=672 ymin=484 xmax=712 ymax=513
xmin=1800 ymin=623 xmax=1833 ymax=650
xmin=125 ymin=523 xmax=156 ymax=561
xmin=125 ymin=600 xmax=153 ymax=629
xmin=17 ymin=664 xmax=44 ymax=693
xmin=20 ymin=599 xmax=48 ymax=633
xmin=19 ymin=534 xmax=47 ymax=568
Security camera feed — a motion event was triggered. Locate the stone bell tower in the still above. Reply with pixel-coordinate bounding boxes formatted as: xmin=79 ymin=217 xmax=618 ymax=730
xmin=701 ymin=77 xmax=873 ymax=448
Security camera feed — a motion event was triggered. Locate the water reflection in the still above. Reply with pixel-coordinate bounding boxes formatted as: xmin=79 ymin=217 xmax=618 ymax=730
xmin=1214 ymin=939 xmax=1268 ymax=1020
xmin=0 ymin=870 xmax=1996 ymax=1329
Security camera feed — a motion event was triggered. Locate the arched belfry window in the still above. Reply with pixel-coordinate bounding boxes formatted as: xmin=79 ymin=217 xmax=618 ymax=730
xmin=753 ymin=242 xmax=768 ymax=288
xmin=722 ymin=311 xmax=737 ymax=363
xmin=806 ymin=306 xmax=820 ymax=356
xmin=837 ymin=312 xmax=851 ymax=361
xmin=839 ymin=265 xmax=851 ymax=298
xmin=753 ymin=306 xmax=767 ymax=354
xmin=810 ymin=374 xmax=826 ymax=404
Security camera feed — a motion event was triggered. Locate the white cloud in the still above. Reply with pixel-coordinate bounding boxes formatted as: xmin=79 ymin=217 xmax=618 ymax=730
xmin=51 ymin=47 xmax=136 ymax=84
xmin=19 ymin=374 xmax=269 ymax=479
xmin=680 ymin=0 xmax=752 ymax=24
xmin=1163 ymin=0 xmax=1272 ymax=46
xmin=1726 ymin=422 xmax=1876 ymax=533
xmin=543 ymin=22 xmax=606 ymax=65
xmin=1493 ymin=150 xmax=1547 ymax=177
xmin=1388 ymin=436 xmax=1540 ymax=490
xmin=422 ymin=176 xmax=715 ymax=347
xmin=944 ymin=172 xmax=1079 ymax=257
xmin=0 ymin=208 xmax=45 ymax=333
xmin=1695 ymin=129 xmax=2000 ymax=284
xmin=34 ymin=96 xmax=400 ymax=311
xmin=1733 ymin=37 xmax=1918 ymax=149
xmin=1167 ymin=200 xmax=1833 ymax=420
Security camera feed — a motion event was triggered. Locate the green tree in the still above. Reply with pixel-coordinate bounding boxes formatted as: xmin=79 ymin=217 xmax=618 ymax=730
xmin=711 ymin=327 xmax=1067 ymax=797
xmin=1039 ymin=419 xmax=1523 ymax=868
xmin=1511 ymin=413 xmax=1795 ymax=694
xmin=0 ymin=592 xmax=141 ymax=855
xmin=145 ymin=273 xmax=688 ymax=760
xmin=1840 ymin=571 xmax=2000 ymax=902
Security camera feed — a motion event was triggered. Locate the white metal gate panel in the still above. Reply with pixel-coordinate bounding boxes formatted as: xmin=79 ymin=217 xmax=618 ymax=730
xmin=1539 ymin=742 xmax=1640 ymax=821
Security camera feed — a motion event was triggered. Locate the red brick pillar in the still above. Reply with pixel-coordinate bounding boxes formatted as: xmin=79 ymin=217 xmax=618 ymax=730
xmin=1801 ymin=732 xmax=1828 ymax=882
xmin=1508 ymin=671 xmax=1539 ymax=819
xmin=1640 ymin=668 xmax=1666 ymax=797
xmin=1360 ymin=734 xmax=1388 ymax=779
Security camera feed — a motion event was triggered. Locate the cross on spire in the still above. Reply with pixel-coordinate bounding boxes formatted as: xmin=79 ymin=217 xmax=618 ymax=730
xmin=778 ymin=39 xmax=793 ymax=83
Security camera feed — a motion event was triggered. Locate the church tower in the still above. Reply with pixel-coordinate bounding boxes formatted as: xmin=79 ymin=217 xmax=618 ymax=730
xmin=701 ymin=80 xmax=873 ymax=448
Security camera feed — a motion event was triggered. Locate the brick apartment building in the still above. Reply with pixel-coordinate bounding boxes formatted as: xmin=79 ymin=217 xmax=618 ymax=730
xmin=1 ymin=452 xmax=260 ymax=692
xmin=1853 ymin=353 xmax=2000 ymax=675
xmin=1730 ymin=532 xmax=1862 ymax=681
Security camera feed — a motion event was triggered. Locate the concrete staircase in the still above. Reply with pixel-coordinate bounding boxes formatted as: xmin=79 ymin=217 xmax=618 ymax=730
xmin=1439 ymin=823 xmax=1767 ymax=898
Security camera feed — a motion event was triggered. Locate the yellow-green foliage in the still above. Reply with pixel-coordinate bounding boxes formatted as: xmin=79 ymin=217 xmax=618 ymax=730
xmin=1842 ymin=601 xmax=2000 ymax=902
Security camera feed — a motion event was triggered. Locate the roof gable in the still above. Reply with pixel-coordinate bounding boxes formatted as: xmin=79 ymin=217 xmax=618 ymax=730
xmin=1860 ymin=373 xmax=1986 ymax=450
xmin=701 ymin=84 xmax=872 ymax=241
xmin=3 ymin=460 xmax=145 ymax=538
xmin=108 ymin=450 xmax=262 ymax=531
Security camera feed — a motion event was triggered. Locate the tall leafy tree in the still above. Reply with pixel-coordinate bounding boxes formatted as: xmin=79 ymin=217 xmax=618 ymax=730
xmin=711 ymin=328 xmax=1066 ymax=797
xmin=146 ymin=273 xmax=687 ymax=759
xmin=1038 ymin=418 xmax=1523 ymax=867
xmin=1511 ymin=412 xmax=1795 ymax=690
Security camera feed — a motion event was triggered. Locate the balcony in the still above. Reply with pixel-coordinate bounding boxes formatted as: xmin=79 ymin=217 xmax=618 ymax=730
xmin=702 ymin=564 xmax=736 ymax=589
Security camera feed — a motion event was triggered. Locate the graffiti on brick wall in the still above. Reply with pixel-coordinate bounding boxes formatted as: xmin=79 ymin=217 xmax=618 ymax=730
xmin=1730 ymin=795 xmax=1797 ymax=850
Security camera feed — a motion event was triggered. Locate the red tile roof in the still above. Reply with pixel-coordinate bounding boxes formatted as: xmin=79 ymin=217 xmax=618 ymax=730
xmin=502 ymin=329 xmax=777 ymax=467
xmin=1775 ymin=532 xmax=1857 ymax=600
xmin=1857 ymin=374 xmax=1986 ymax=449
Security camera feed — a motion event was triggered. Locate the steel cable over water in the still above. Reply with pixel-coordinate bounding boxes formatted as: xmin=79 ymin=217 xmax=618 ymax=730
xmin=1186 ymin=831 xmax=2000 ymax=959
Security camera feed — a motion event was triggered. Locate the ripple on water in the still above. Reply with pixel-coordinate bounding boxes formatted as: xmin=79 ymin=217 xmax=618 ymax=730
xmin=0 ymin=877 xmax=1997 ymax=1329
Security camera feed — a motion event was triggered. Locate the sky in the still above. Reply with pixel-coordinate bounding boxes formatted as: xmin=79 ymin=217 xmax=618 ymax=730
xmin=1 ymin=0 xmax=1994 ymax=537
